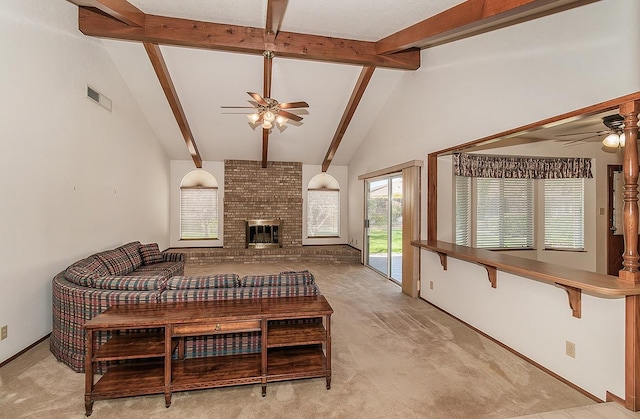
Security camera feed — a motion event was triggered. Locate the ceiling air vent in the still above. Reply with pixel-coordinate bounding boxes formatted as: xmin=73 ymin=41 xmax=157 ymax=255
xmin=86 ymin=85 xmax=112 ymax=112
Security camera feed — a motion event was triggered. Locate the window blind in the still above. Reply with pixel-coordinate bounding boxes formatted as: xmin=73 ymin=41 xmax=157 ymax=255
xmin=455 ymin=176 xmax=471 ymax=246
xmin=180 ymin=187 xmax=218 ymax=240
xmin=476 ymin=178 xmax=534 ymax=249
xmin=307 ymin=189 xmax=340 ymax=237
xmin=544 ymin=178 xmax=584 ymax=250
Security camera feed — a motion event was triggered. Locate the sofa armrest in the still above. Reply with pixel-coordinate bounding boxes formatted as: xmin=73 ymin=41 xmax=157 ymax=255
xmin=162 ymin=252 xmax=184 ymax=262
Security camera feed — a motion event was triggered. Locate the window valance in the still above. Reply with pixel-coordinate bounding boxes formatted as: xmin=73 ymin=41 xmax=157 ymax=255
xmin=453 ymin=153 xmax=593 ymax=179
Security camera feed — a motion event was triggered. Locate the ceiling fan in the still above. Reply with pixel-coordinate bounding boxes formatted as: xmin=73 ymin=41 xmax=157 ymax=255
xmin=221 ymin=51 xmax=309 ymax=130
xmin=556 ymin=114 xmax=626 ymax=147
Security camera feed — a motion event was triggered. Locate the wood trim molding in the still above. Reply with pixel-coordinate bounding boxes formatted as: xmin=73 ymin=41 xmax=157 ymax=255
xmin=143 ymin=42 xmax=202 ymax=168
xmin=322 ymin=66 xmax=375 ymax=172
xmin=358 ymin=160 xmax=423 ymax=180
xmin=401 ymin=165 xmax=421 ymax=297
xmin=427 ymin=153 xmax=438 ymax=242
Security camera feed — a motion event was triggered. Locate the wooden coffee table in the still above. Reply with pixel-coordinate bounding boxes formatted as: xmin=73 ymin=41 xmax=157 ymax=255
xmin=83 ymin=296 xmax=333 ymax=416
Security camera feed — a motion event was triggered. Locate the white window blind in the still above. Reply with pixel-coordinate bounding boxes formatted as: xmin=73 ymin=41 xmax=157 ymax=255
xmin=544 ymin=178 xmax=584 ymax=250
xmin=180 ymin=187 xmax=218 ymax=240
xmin=455 ymin=176 xmax=471 ymax=246
xmin=307 ymin=189 xmax=340 ymax=237
xmin=476 ymin=178 xmax=534 ymax=249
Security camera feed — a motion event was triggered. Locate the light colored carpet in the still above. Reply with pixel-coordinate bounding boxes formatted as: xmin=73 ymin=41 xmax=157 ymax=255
xmin=0 ymin=262 xmax=598 ymax=418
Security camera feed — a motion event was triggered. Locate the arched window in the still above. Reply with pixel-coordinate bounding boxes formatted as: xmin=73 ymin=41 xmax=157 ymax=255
xmin=180 ymin=170 xmax=218 ymax=240
xmin=307 ymin=173 xmax=340 ymax=238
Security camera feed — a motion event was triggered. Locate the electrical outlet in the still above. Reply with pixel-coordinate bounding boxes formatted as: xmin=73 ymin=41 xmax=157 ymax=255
xmin=566 ymin=340 xmax=576 ymax=358
xmin=1 ymin=325 xmax=7 ymax=341
xmin=429 ymin=281 xmax=434 ymax=290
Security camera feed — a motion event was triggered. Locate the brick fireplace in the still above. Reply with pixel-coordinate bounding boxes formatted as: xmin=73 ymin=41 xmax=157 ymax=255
xmin=224 ymin=160 xmax=302 ymax=249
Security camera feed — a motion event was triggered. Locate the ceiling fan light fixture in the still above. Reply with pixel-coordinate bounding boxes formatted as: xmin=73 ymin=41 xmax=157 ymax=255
xmin=247 ymin=113 xmax=260 ymax=124
xmin=262 ymin=120 xmax=273 ymax=129
xmin=263 ymin=110 xmax=276 ymax=122
xmin=276 ymin=115 xmax=288 ymax=127
xmin=603 ymin=132 xmax=621 ymax=148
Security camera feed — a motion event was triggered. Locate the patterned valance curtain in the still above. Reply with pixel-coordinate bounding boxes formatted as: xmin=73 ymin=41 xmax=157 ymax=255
xmin=453 ymin=153 xmax=593 ymax=179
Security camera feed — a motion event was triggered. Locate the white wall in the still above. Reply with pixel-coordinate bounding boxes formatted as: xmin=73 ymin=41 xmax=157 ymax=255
xmin=348 ymin=0 xmax=640 ymax=399
xmin=0 ymin=1 xmax=171 ymax=363
xmin=169 ymin=160 xmax=224 ymax=248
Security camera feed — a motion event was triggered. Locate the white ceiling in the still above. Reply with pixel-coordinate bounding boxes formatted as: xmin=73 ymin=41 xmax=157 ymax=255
xmin=100 ymin=0 xmax=466 ymax=166
xmin=97 ymin=1 xmax=611 ymax=166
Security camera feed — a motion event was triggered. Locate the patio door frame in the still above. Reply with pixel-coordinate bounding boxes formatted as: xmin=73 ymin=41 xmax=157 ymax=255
xmin=359 ymin=160 xmax=422 ymax=297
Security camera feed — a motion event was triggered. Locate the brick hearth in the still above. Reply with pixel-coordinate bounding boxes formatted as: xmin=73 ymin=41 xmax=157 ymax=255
xmin=167 ymin=245 xmax=361 ymax=264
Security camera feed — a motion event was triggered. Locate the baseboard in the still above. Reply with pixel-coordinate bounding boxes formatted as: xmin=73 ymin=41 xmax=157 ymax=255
xmin=0 ymin=333 xmax=50 ymax=369
xmin=419 ymin=297 xmax=602 ymax=403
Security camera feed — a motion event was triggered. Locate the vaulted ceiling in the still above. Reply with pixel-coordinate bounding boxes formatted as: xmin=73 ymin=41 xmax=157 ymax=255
xmin=66 ymin=0 xmax=591 ymax=169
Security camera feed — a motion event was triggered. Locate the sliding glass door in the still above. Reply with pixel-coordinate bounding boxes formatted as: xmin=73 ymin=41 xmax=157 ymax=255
xmin=365 ymin=174 xmax=403 ymax=283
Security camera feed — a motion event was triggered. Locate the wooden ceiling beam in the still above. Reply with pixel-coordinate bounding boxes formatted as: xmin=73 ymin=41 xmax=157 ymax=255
xmin=265 ymin=0 xmax=287 ymax=45
xmin=67 ymin=0 xmax=145 ymax=27
xmin=322 ymin=66 xmax=376 ymax=172
xmin=376 ymin=0 xmax=589 ymax=54
xmin=77 ymin=7 xmax=420 ymax=70
xmin=143 ymin=43 xmax=203 ymax=168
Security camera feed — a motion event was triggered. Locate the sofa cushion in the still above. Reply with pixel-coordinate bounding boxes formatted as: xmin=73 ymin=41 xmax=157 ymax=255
xmin=95 ymin=249 xmax=134 ymax=276
xmin=139 ymin=243 xmax=163 ymax=265
xmin=278 ymin=270 xmax=315 ymax=285
xmin=134 ymin=261 xmax=184 ymax=280
xmin=240 ymin=274 xmax=279 ymax=287
xmin=63 ymin=257 xmax=107 ymax=287
xmin=238 ymin=284 xmax=321 ymax=298
xmin=167 ymin=274 xmax=240 ymax=290
xmin=93 ymin=275 xmax=167 ymax=291
xmin=118 ymin=241 xmax=142 ymax=270
xmin=241 ymin=270 xmax=315 ymax=287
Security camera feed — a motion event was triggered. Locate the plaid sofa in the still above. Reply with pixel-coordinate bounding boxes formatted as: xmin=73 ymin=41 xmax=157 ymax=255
xmin=50 ymin=241 xmax=185 ymax=372
xmin=51 ymin=243 xmax=319 ymax=373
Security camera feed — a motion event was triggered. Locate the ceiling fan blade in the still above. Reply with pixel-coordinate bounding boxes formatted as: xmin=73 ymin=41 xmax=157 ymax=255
xmin=277 ymin=109 xmax=303 ymax=122
xmin=279 ymin=101 xmax=309 ymax=109
xmin=248 ymin=92 xmax=268 ymax=106
xmin=220 ymin=106 xmax=256 ymax=108
xmin=556 ymin=130 xmax=609 ymax=137
xmin=562 ymin=133 xmax=604 ymax=145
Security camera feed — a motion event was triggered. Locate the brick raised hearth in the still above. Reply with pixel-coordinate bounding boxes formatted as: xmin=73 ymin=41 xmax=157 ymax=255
xmin=168 ymin=245 xmax=361 ymax=264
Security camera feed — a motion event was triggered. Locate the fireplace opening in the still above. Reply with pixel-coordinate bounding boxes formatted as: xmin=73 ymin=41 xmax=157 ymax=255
xmin=246 ymin=219 xmax=282 ymax=249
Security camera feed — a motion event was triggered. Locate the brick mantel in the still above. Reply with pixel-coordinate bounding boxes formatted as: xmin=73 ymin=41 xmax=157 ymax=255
xmin=224 ymin=160 xmax=302 ymax=248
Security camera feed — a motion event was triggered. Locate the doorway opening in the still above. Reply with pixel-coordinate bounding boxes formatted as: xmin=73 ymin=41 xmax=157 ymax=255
xmin=365 ymin=174 xmax=403 ymax=284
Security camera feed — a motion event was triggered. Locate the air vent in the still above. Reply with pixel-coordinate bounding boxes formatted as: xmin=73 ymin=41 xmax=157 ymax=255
xmin=86 ymin=85 xmax=112 ymax=112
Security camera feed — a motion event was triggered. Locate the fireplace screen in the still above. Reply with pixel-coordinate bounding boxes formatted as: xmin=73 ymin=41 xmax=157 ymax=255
xmin=245 ymin=219 xmax=282 ymax=249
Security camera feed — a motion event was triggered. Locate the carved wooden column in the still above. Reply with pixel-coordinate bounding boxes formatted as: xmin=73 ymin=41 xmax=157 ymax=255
xmin=620 ymin=100 xmax=640 ymax=412
xmin=619 ymin=101 xmax=640 ymax=281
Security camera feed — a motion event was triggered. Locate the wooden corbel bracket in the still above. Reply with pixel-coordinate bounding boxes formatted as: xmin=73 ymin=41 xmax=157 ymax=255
xmin=436 ymin=252 xmax=447 ymax=270
xmin=479 ymin=263 xmax=497 ymax=288
xmin=556 ymin=283 xmax=582 ymax=318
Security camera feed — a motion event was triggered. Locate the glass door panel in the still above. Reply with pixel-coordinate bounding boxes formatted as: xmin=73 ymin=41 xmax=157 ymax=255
xmin=390 ymin=176 xmax=403 ymax=283
xmin=366 ymin=179 xmax=390 ymax=276
xmin=365 ymin=175 xmax=403 ymax=283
